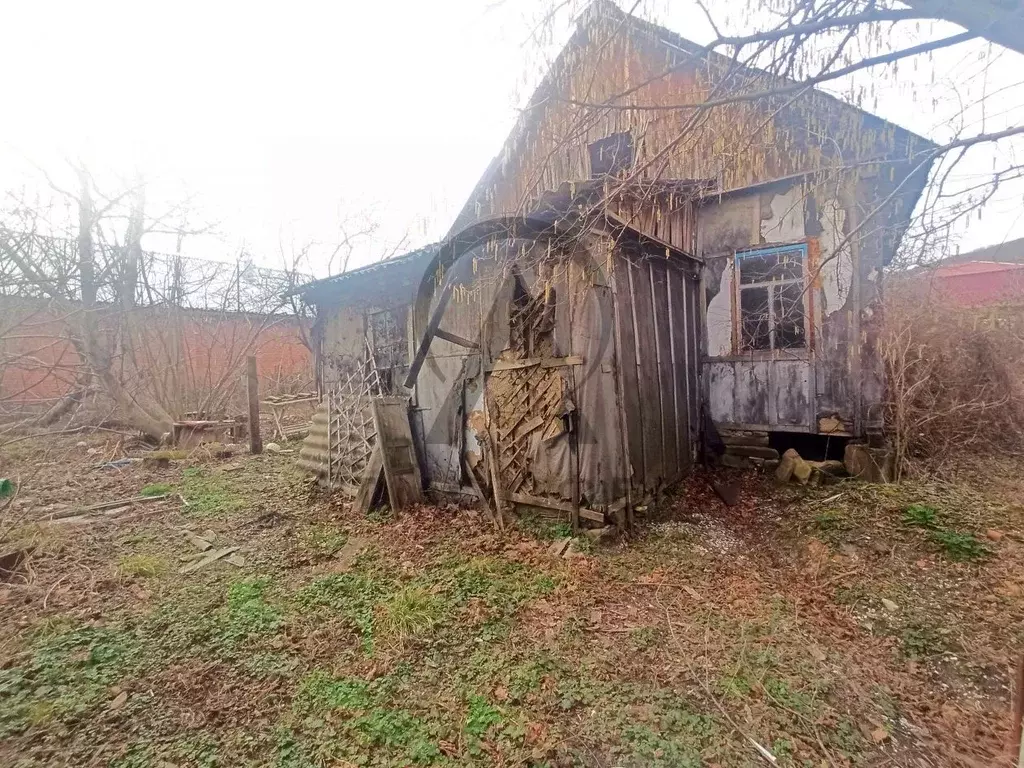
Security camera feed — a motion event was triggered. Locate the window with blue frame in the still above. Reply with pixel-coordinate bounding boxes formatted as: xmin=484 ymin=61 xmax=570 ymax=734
xmin=735 ymin=244 xmax=807 ymax=351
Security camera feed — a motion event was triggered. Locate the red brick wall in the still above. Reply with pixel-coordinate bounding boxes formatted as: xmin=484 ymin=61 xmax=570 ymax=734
xmin=0 ymin=299 xmax=312 ymax=406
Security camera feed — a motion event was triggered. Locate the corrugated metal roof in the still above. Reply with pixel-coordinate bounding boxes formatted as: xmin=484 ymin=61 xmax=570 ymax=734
xmin=288 ymin=243 xmax=439 ymax=300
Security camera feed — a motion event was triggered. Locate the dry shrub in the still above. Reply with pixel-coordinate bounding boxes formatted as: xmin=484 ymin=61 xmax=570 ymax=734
xmin=881 ymin=284 xmax=1024 ymax=479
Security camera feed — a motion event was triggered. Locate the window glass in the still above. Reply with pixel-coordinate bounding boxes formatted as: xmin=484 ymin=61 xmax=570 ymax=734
xmin=740 ymin=285 xmax=771 ymax=350
xmin=774 ymin=282 xmax=807 ymax=349
xmin=737 ymin=247 xmax=803 ymax=284
xmin=735 ymin=244 xmax=807 ymax=352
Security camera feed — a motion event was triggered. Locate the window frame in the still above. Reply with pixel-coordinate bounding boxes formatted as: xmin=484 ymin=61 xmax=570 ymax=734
xmin=733 ymin=242 xmax=811 ymax=354
xmin=587 ymin=132 xmax=634 ymax=178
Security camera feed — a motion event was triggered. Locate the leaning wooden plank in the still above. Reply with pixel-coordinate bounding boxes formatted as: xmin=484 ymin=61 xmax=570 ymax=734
xmin=371 ymin=397 xmax=424 ymax=511
xmin=462 ymin=453 xmax=498 ymax=528
xmin=352 ymin=445 xmax=384 ymax=516
xmin=506 ymin=492 xmax=605 ymax=524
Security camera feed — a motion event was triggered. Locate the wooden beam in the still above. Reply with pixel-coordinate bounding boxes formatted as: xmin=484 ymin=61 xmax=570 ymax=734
xmin=485 ymin=355 xmax=584 ymax=373
xmin=435 ymin=328 xmax=479 ymax=349
xmin=246 ymin=356 xmax=262 ymax=454
xmin=404 ymin=279 xmax=456 ymax=389
xmin=506 ymin=492 xmax=605 ymax=524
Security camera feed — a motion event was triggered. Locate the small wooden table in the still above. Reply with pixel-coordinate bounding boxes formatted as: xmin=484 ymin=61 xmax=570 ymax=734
xmin=261 ymin=393 xmax=318 ymax=442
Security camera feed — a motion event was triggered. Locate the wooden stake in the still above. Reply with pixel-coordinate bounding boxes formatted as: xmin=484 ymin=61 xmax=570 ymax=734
xmin=246 ymin=356 xmax=262 ymax=454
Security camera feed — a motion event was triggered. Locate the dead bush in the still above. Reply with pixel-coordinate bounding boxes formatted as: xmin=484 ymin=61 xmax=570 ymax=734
xmin=881 ymin=284 xmax=1024 ymax=479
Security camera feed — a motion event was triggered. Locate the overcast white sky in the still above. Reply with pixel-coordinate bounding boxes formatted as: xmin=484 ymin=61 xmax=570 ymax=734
xmin=1 ymin=0 xmax=1022 ymax=275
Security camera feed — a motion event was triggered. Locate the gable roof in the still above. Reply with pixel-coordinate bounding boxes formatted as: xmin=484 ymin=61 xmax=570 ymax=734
xmin=452 ymin=0 xmax=935 ymax=232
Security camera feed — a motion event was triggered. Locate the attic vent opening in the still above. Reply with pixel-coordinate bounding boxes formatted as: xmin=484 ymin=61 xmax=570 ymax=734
xmin=588 ymin=132 xmax=634 ymax=178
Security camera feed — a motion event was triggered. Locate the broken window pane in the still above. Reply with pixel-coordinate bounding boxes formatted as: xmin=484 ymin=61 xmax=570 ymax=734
xmin=774 ymin=282 xmax=806 ymax=349
xmin=588 ymin=132 xmax=634 ymax=177
xmin=368 ymin=308 xmax=408 ymax=370
xmin=734 ymin=245 xmax=808 ymax=353
xmin=740 ymin=286 xmax=771 ymax=350
xmin=737 ymin=247 xmax=804 ymax=284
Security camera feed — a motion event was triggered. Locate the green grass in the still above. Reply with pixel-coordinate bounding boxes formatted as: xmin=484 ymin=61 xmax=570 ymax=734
xmin=0 ymin=624 xmax=141 ymax=737
xmin=139 ymin=483 xmax=173 ymax=497
xmin=929 ymin=529 xmax=990 ymax=561
xmin=118 ymin=554 xmax=166 ymax=578
xmin=179 ymin=467 xmax=246 ymax=518
xmin=902 ymin=503 xmax=991 ymax=561
xmin=298 ymin=523 xmax=348 ymax=559
xmin=377 ymin=586 xmax=445 ymax=641
xmin=903 ymin=503 xmax=940 ymax=529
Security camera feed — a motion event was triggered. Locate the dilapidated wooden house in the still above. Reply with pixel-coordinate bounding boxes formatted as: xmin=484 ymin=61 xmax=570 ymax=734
xmin=295 ymin=1 xmax=933 ymax=527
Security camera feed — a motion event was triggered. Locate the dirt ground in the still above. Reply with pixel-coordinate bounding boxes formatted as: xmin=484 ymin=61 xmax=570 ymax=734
xmin=0 ymin=432 xmax=1021 ymax=767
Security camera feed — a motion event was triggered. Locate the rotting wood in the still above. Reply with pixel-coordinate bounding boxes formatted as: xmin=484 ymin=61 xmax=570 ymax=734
xmin=49 ymin=493 xmax=171 ymax=521
xmin=352 ymin=445 xmax=384 ymax=517
xmin=462 ymin=451 xmax=498 ymax=528
xmin=484 ymin=421 xmax=508 ymax=531
xmin=485 ymin=355 xmax=583 ymax=373
xmin=371 ymin=397 xmax=423 ymax=512
xmin=246 ymin=356 xmax=262 ymax=455
xmin=506 ymin=492 xmax=604 ymax=524
xmin=179 ymin=546 xmax=239 ymax=575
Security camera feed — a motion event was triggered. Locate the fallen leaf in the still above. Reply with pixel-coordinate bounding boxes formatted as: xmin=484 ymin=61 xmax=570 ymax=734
xmin=525 ymin=721 xmax=548 ymax=745
xmin=109 ymin=691 xmax=128 ymax=711
xmin=683 ymin=585 xmax=702 ymax=602
xmin=881 ymin=598 xmax=899 ymax=612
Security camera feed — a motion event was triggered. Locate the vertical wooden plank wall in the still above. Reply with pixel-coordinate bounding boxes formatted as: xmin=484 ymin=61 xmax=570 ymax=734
xmin=616 ymin=251 xmax=702 ymax=497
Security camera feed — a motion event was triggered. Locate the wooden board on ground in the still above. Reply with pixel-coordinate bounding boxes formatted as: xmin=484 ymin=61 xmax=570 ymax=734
xmin=370 ymin=397 xmax=424 ymax=511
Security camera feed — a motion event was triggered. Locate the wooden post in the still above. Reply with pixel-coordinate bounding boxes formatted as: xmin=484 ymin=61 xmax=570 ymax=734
xmin=246 ymin=356 xmax=262 ymax=454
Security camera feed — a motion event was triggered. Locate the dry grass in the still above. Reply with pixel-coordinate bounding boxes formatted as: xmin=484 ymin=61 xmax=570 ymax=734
xmin=881 ymin=285 xmax=1024 ymax=478
xmin=1 ymin=435 xmax=1023 ymax=767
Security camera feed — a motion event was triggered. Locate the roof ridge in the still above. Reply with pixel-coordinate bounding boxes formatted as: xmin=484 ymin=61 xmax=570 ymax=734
xmin=582 ymin=0 xmax=935 ymax=148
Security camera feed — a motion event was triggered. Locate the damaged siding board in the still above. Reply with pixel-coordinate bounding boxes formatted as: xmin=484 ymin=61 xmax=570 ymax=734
xmin=650 ymin=260 xmax=679 ymax=481
xmin=667 ymin=264 xmax=686 ymax=474
xmin=772 ymin=359 xmax=811 ymax=426
xmin=734 ymin=361 xmax=770 ymax=425
xmin=615 ymin=257 xmax=646 ymax=487
xmin=708 ymin=362 xmax=735 ymax=424
xmin=573 ymin=281 xmax=627 ymax=505
xmin=629 ymin=256 xmax=664 ymax=489
xmin=685 ymin=270 xmax=702 ymax=454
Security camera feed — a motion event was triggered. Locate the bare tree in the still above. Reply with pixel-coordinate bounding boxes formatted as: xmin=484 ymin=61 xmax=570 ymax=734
xmin=0 ymin=163 xmax=307 ymax=440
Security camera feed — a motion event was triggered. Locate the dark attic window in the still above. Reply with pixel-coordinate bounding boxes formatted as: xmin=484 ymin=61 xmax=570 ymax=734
xmin=588 ymin=132 xmax=634 ymax=177
xmin=736 ymin=244 xmax=808 ymax=352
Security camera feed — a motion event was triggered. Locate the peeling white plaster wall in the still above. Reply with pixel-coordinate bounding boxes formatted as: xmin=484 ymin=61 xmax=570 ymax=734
xmin=706 ymin=261 xmax=733 ymax=357
xmin=761 ymin=186 xmax=805 ymax=243
xmin=819 ymin=198 xmax=854 ymax=315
